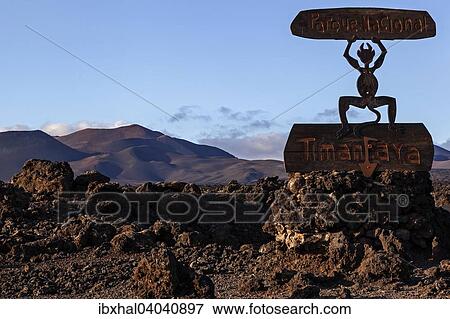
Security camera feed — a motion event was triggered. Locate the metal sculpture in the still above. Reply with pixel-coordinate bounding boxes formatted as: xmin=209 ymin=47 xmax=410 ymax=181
xmin=284 ymin=7 xmax=436 ymax=177
xmin=336 ymin=36 xmax=396 ymax=139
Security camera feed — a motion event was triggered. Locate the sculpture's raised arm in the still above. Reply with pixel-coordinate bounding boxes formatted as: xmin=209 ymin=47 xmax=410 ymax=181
xmin=372 ymin=38 xmax=387 ymax=71
xmin=343 ymin=36 xmax=361 ymax=71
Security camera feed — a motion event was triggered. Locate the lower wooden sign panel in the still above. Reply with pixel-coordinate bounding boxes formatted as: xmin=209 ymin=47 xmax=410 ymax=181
xmin=284 ymin=123 xmax=433 ymax=174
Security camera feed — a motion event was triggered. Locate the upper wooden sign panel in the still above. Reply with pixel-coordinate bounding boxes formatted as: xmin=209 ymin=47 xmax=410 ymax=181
xmin=291 ymin=8 xmax=436 ymax=40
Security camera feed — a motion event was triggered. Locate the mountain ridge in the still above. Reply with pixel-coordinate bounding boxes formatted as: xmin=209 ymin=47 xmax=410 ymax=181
xmin=0 ymin=125 xmax=283 ymax=184
xmin=0 ymin=130 xmax=89 ymax=181
xmin=57 ymin=125 xmax=235 ymax=158
xmin=2 ymin=124 xmax=450 ymax=183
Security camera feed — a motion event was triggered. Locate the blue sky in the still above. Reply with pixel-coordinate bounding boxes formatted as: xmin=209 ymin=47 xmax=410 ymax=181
xmin=1 ymin=0 xmax=449 ymax=159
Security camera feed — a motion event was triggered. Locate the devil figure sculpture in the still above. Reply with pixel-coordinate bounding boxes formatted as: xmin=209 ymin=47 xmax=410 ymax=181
xmin=336 ymin=36 xmax=397 ymax=139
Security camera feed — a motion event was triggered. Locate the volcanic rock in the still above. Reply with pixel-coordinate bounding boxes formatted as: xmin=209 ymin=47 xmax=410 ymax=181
xmin=238 ymin=275 xmax=266 ymax=293
xmin=176 ymin=231 xmax=204 ymax=247
xmin=430 ymin=208 xmax=450 ymax=260
xmin=110 ymin=232 xmax=137 ymax=252
xmin=135 ymin=182 xmax=160 ymax=193
xmin=11 ymin=160 xmax=74 ymax=194
xmin=110 ymin=226 xmax=154 ymax=253
xmin=266 ymin=171 xmax=438 ymax=255
xmin=0 ymin=181 xmax=30 ymax=220
xmin=59 ymin=215 xmax=116 ymax=249
xmin=182 ymin=183 xmax=202 ymax=196
xmin=376 ymin=228 xmax=405 ymax=255
xmin=136 ymin=181 xmax=188 ymax=193
xmin=74 ymin=222 xmax=116 ymax=249
xmin=11 ymin=236 xmax=76 ymax=260
xmin=133 ymin=247 xmax=214 ymax=298
xmin=2 ymin=160 xmax=450 ymax=298
xmin=356 ymin=246 xmax=412 ymax=282
xmin=86 ymin=182 xmax=122 ymax=195
xmin=73 ymin=171 xmax=110 ymax=192
xmin=288 ymin=285 xmax=321 ymax=298
xmin=433 ymin=181 xmax=450 ymax=209
xmin=328 ymin=231 xmax=364 ymax=270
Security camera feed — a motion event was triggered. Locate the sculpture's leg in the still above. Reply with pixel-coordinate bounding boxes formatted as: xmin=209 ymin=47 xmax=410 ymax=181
xmin=337 ymin=96 xmax=365 ymax=139
xmin=373 ymin=96 xmax=397 ymax=130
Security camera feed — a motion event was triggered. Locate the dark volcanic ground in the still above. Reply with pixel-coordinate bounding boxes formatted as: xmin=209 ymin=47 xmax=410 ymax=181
xmin=1 ymin=160 xmax=450 ymax=299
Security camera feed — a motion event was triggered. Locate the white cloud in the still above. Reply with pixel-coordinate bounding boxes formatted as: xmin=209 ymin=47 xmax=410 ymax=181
xmin=0 ymin=121 xmax=131 ymax=136
xmin=199 ymin=132 xmax=287 ymax=160
xmin=218 ymin=107 xmax=266 ymax=121
xmin=41 ymin=120 xmax=130 ymax=136
xmin=0 ymin=124 xmax=32 ymax=132
xmin=440 ymin=139 xmax=450 ymax=151
xmin=169 ymin=105 xmax=211 ymax=123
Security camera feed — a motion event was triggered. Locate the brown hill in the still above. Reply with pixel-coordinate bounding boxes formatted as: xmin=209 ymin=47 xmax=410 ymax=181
xmin=434 ymin=145 xmax=450 ymax=161
xmin=432 ymin=145 xmax=450 ymax=170
xmin=0 ymin=130 xmax=88 ymax=181
xmin=57 ymin=124 xmax=285 ymax=184
xmin=58 ymin=124 xmax=234 ymax=158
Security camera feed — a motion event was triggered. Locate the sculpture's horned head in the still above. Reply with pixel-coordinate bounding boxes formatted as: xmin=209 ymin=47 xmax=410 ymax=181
xmin=357 ymin=43 xmax=376 ymax=65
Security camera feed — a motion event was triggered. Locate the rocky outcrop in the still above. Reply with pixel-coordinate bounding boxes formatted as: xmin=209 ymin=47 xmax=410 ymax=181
xmin=266 ymin=171 xmax=439 ymax=252
xmin=73 ymin=171 xmax=110 ymax=192
xmin=0 ymin=181 xmax=30 ymax=220
xmin=433 ymin=181 xmax=450 ymax=210
xmin=11 ymin=160 xmax=74 ymax=194
xmin=110 ymin=225 xmax=154 ymax=253
xmin=133 ymin=247 xmax=214 ymax=298
xmin=265 ymin=170 xmax=450 ymax=285
xmin=2 ymin=160 xmax=450 ymax=299
xmin=356 ymin=246 xmax=412 ymax=282
xmin=58 ymin=215 xmax=117 ymax=249
xmin=11 ymin=236 xmax=76 ymax=260
xmin=86 ymin=182 xmax=122 ymax=195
